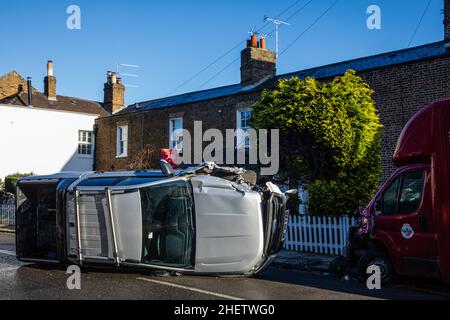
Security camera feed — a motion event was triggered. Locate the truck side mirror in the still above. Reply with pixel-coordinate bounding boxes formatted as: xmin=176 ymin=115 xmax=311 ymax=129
xmin=375 ymin=197 xmax=383 ymax=216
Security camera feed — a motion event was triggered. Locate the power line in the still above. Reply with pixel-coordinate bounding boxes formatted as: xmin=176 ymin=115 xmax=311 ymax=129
xmin=408 ymin=0 xmax=432 ymax=48
xmin=196 ymin=57 xmax=241 ymax=91
xmin=196 ymin=0 xmax=315 ymax=90
xmin=167 ymin=0 xmax=307 ymax=96
xmin=285 ymin=0 xmax=314 ymax=22
xmin=280 ymin=0 xmax=340 ymax=57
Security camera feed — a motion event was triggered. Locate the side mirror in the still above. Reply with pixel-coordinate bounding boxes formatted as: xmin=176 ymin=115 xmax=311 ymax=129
xmin=160 ymin=160 xmax=174 ymax=177
xmin=285 ymin=189 xmax=298 ymax=199
xmin=374 ymin=197 xmax=382 ymax=216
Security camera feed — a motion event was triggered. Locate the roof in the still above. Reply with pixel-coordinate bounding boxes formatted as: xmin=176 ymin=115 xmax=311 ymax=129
xmin=122 ymin=83 xmax=258 ymax=114
xmin=0 ymin=91 xmax=110 ymax=117
xmin=121 ymin=41 xmax=450 ymax=115
xmin=279 ymin=41 xmax=449 ymax=81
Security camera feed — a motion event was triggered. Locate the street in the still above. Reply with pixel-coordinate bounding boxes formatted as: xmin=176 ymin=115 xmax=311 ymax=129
xmin=1 ymin=232 xmax=449 ymax=300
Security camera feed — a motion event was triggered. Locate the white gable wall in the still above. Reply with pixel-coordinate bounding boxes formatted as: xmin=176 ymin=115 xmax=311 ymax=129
xmin=0 ymin=104 xmax=98 ymax=181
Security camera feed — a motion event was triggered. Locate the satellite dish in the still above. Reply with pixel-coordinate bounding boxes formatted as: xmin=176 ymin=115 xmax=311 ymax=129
xmin=160 ymin=160 xmax=174 ymax=177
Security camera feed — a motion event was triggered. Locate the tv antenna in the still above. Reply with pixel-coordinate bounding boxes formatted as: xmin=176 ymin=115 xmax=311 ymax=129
xmin=117 ymin=63 xmax=140 ymax=88
xmin=259 ymin=33 xmax=273 ymax=39
xmin=248 ymin=27 xmax=260 ymax=37
xmin=264 ymin=16 xmax=290 ymax=58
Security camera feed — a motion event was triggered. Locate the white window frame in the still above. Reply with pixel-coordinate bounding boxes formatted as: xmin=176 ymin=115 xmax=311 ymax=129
xmin=236 ymin=108 xmax=253 ymax=149
xmin=169 ymin=118 xmax=184 ymax=154
xmin=116 ymin=125 xmax=128 ymax=158
xmin=78 ymin=130 xmax=94 ymax=158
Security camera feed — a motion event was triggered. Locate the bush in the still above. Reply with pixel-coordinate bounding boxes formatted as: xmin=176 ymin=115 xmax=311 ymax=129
xmin=0 ymin=189 xmax=14 ymax=203
xmin=4 ymin=173 xmax=34 ymax=194
xmin=252 ymin=70 xmax=382 ymax=216
xmin=308 ymin=134 xmax=382 ymax=216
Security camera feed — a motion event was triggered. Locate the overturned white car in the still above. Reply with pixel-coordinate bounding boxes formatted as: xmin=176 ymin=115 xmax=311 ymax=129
xmin=15 ymin=162 xmax=293 ymax=276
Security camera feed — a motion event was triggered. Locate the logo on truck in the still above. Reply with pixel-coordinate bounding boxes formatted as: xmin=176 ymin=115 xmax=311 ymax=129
xmin=401 ymin=224 xmax=415 ymax=239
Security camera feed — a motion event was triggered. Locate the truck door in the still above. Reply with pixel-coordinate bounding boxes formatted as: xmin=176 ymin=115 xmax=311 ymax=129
xmin=373 ymin=167 xmax=438 ymax=277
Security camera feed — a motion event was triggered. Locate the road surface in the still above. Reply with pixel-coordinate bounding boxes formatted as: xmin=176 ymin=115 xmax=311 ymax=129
xmin=1 ymin=232 xmax=449 ymax=300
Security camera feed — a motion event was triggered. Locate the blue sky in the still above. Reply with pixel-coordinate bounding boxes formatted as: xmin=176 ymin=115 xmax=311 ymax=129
xmin=0 ymin=0 xmax=444 ymax=106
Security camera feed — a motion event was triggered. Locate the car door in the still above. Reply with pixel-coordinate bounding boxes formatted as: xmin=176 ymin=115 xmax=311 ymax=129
xmin=373 ymin=167 xmax=438 ymax=277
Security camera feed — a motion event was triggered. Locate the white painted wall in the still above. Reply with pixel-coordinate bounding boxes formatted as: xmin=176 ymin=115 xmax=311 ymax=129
xmin=0 ymin=104 xmax=99 ymax=181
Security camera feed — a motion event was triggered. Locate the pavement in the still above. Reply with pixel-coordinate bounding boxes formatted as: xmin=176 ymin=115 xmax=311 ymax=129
xmin=0 ymin=225 xmax=14 ymax=234
xmin=2 ymin=232 xmax=450 ymax=300
xmin=274 ymin=250 xmax=335 ymax=273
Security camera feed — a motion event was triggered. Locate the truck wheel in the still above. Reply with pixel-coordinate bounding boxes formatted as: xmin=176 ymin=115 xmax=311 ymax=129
xmin=358 ymin=251 xmax=393 ymax=284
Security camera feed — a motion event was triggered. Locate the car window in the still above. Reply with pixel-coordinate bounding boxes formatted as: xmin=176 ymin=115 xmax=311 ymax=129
xmin=398 ymin=171 xmax=425 ymax=215
xmin=77 ymin=177 xmax=124 ymax=187
xmin=77 ymin=177 xmax=162 ymax=187
xmin=115 ymin=177 xmax=162 ymax=186
xmin=381 ymin=177 xmax=400 ymax=216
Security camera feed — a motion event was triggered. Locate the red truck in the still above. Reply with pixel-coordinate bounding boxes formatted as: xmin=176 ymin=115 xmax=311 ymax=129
xmin=343 ymin=98 xmax=450 ymax=284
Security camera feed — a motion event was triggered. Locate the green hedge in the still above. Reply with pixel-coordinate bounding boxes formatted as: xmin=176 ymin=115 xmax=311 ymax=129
xmin=4 ymin=173 xmax=34 ymax=194
xmin=252 ymin=71 xmax=382 ymax=216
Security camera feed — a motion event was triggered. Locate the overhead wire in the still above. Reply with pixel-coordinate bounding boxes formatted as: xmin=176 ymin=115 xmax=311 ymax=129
xmin=168 ymin=0 xmax=309 ymax=95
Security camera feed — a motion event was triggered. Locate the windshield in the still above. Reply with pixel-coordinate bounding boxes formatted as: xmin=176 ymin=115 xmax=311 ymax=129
xmin=140 ymin=180 xmax=195 ymax=268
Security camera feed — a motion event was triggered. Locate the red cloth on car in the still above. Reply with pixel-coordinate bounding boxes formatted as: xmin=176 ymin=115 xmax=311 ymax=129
xmin=161 ymin=149 xmax=178 ymax=169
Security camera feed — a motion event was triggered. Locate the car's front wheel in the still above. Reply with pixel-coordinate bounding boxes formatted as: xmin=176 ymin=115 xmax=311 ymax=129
xmin=358 ymin=250 xmax=393 ymax=285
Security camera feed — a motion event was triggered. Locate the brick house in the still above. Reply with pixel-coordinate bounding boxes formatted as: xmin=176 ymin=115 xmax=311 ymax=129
xmin=95 ymin=0 xmax=450 ymax=182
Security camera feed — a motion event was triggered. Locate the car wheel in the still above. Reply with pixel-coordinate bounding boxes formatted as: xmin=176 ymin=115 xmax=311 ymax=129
xmin=358 ymin=250 xmax=393 ymax=285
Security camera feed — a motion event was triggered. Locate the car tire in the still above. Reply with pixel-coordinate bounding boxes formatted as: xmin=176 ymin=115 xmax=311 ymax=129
xmin=358 ymin=250 xmax=393 ymax=285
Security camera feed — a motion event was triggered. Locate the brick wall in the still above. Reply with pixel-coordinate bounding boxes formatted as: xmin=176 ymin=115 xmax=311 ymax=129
xmin=361 ymin=56 xmax=450 ymax=180
xmin=95 ymin=56 xmax=450 ymax=183
xmin=0 ymin=71 xmax=38 ymax=100
xmin=95 ymin=92 xmax=261 ymax=171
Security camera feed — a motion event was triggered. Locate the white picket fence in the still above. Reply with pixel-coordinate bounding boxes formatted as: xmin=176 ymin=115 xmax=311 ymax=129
xmin=284 ymin=215 xmax=357 ymax=256
xmin=0 ymin=202 xmax=15 ymax=226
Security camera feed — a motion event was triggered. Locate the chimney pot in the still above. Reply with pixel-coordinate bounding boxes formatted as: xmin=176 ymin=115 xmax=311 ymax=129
xmin=47 ymin=60 xmax=54 ymax=77
xmin=107 ymin=71 xmax=118 ymax=84
xmin=251 ymin=34 xmax=258 ymax=48
xmin=260 ymin=37 xmax=266 ymax=49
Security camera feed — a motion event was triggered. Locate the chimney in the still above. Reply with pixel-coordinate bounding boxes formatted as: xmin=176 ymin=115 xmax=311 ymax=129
xmin=44 ymin=60 xmax=57 ymax=101
xmin=240 ymin=35 xmax=276 ymax=87
xmin=27 ymin=77 xmax=32 ymax=106
xmin=104 ymin=71 xmax=125 ymax=114
xmin=445 ymin=0 xmax=450 ymax=41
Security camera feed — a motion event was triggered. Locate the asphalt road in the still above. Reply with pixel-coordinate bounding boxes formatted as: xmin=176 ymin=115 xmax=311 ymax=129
xmin=1 ymin=232 xmax=450 ymax=300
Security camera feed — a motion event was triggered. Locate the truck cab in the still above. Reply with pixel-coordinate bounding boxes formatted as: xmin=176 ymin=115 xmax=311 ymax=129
xmin=346 ymin=99 xmax=450 ymax=284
